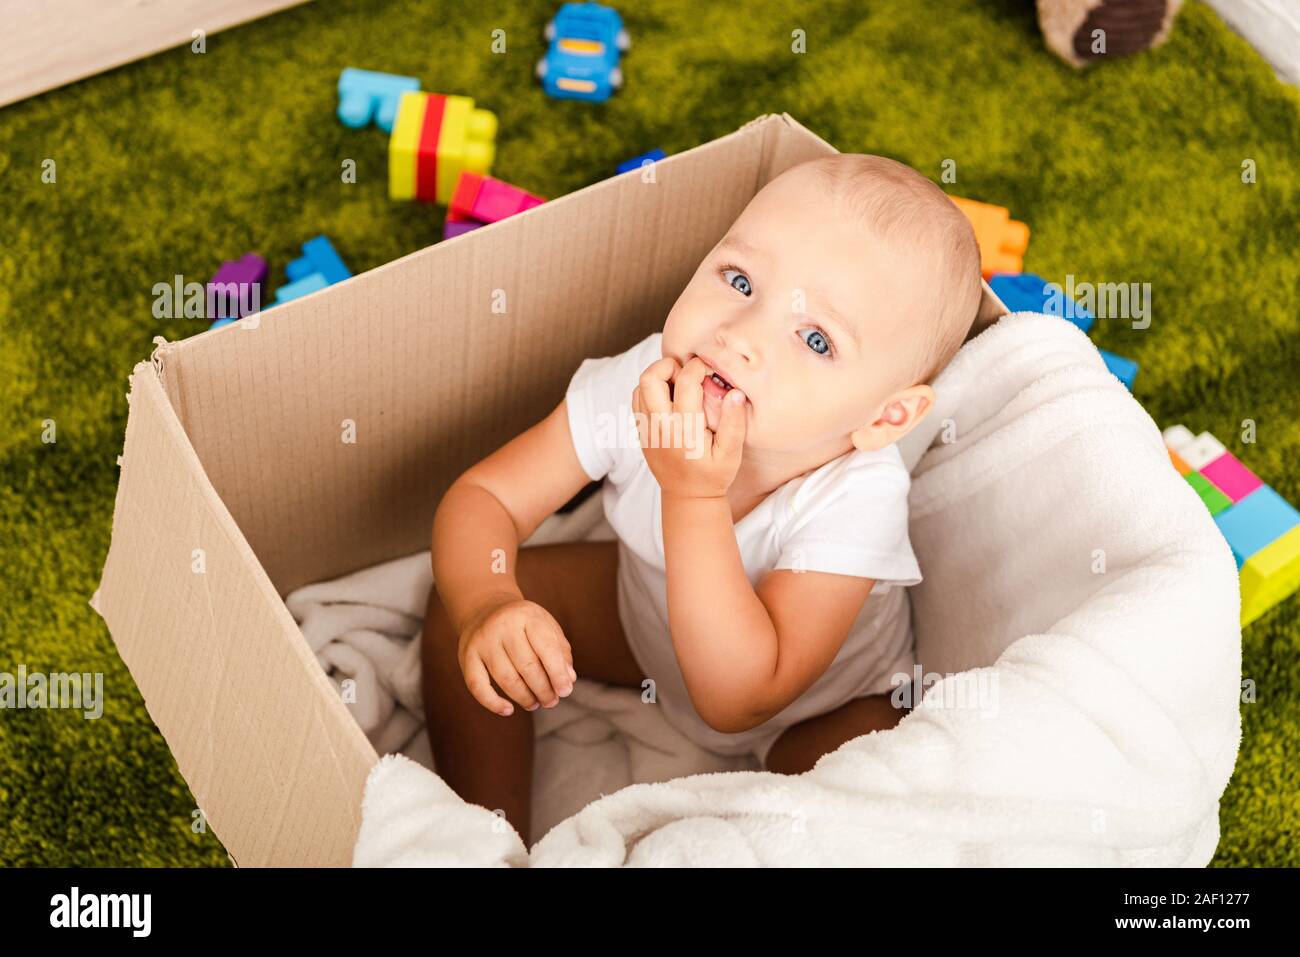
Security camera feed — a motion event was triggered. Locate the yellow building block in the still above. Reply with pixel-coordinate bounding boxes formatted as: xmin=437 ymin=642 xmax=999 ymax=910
xmin=435 ymin=95 xmax=497 ymax=205
xmin=1240 ymin=524 xmax=1300 ymax=626
xmin=388 ymin=91 xmax=426 ymax=200
xmin=950 ymin=195 xmax=1030 ymax=278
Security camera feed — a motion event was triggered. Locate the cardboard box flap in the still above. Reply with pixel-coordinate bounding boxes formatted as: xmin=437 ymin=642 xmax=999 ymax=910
xmin=92 ymin=360 xmax=375 ymax=867
xmin=145 ymin=116 xmax=781 ymax=594
xmin=146 ymin=114 xmax=1000 ymax=597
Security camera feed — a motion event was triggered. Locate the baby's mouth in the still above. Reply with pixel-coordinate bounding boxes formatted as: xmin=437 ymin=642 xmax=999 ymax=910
xmin=701 ymin=368 xmax=735 ymax=401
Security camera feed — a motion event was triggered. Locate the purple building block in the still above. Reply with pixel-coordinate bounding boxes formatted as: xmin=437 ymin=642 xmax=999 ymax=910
xmin=207 ymin=253 xmax=268 ymax=320
xmin=443 ymin=218 xmax=484 ymax=240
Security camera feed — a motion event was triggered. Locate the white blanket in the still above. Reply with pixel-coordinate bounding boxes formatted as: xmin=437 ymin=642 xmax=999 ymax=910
xmin=308 ymin=312 xmax=1242 ymax=867
xmin=285 ymin=488 xmax=753 ymax=850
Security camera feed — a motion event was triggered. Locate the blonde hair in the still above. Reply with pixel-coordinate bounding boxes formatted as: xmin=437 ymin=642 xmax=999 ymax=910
xmin=798 ymin=154 xmax=982 ymax=388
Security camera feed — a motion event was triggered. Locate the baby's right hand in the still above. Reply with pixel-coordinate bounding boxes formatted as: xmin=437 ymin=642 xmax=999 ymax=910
xmin=457 ymin=597 xmax=577 ymax=716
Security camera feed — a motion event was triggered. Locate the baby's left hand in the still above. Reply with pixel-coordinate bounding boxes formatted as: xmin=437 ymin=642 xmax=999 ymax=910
xmin=632 ymin=355 xmax=747 ymax=499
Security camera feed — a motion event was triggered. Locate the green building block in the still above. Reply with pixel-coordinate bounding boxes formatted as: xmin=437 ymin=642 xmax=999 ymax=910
xmin=1186 ymin=471 xmax=1232 ymax=516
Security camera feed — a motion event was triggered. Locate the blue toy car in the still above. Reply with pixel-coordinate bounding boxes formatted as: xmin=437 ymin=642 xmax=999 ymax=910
xmin=536 ymin=3 xmax=629 ymax=103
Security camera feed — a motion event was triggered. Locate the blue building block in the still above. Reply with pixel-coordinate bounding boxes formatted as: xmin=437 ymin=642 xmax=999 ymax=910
xmin=209 ymin=317 xmax=237 ymax=330
xmin=274 ymin=272 xmax=330 ymax=304
xmin=1213 ymin=485 xmax=1300 ymax=569
xmin=989 ymin=272 xmax=1094 ymax=333
xmin=1097 ymin=348 xmax=1138 ymax=389
xmin=617 ymin=148 xmax=665 ymax=175
xmin=271 ymin=235 xmax=351 ymax=307
xmin=285 ymin=254 xmax=315 ymax=282
xmin=337 ymin=68 xmax=421 ymax=132
xmin=291 ymin=235 xmax=352 ymax=286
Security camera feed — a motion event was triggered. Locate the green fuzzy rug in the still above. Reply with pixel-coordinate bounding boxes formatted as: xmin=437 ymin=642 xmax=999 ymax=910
xmin=1 ymin=0 xmax=1296 ymax=867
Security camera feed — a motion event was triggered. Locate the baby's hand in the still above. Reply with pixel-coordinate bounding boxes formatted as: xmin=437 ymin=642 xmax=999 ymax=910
xmin=632 ymin=355 xmax=747 ymax=500
xmin=456 ymin=596 xmax=576 ymax=716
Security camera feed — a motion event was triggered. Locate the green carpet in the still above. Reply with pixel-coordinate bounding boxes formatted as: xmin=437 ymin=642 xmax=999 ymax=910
xmin=1 ymin=0 xmax=1296 ymax=867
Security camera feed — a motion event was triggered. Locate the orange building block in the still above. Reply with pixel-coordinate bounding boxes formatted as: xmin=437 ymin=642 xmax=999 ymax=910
xmin=950 ymin=195 xmax=1030 ymax=278
xmin=1168 ymin=448 xmax=1192 ymax=476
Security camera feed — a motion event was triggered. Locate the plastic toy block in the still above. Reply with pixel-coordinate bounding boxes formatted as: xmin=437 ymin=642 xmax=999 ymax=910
xmin=285 ymin=256 xmax=312 ymax=282
xmin=290 ymin=235 xmax=351 ymax=286
xmin=207 ymin=253 xmax=267 ymax=320
xmin=988 ymin=272 xmax=1094 ymax=333
xmin=1167 ymin=448 xmax=1192 ymax=476
xmin=433 ymin=95 xmax=497 ymax=204
xmin=1213 ymin=485 xmax=1300 ymax=569
xmin=1097 ymin=348 xmax=1137 ymax=389
xmin=616 ymin=148 xmax=665 ymax=174
xmin=1163 ymin=424 xmax=1196 ymax=451
xmin=273 ymin=271 xmax=329 ymax=304
xmin=1185 ymin=471 xmax=1233 ymax=516
xmin=449 ymin=171 xmax=545 ymax=223
xmin=209 ymin=253 xmax=267 ymax=288
xmin=271 ymin=236 xmax=351 ymax=305
xmin=337 ymin=68 xmax=420 ymax=132
xmin=1162 ymin=420 xmax=1300 ymax=623
xmin=1200 ymin=451 xmax=1263 ymax=503
xmin=1240 ymin=524 xmax=1300 ymax=626
xmin=415 ymin=93 xmax=448 ymax=202
xmin=388 ymin=92 xmax=497 ymax=203
xmin=1179 ymin=431 xmax=1227 ymax=471
xmin=443 ymin=214 xmax=483 ymax=240
xmin=949 ymin=196 xmax=1030 ymax=278
xmin=388 ymin=91 xmax=427 ymax=200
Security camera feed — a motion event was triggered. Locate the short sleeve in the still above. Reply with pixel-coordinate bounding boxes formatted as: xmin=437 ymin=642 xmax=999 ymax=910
xmin=773 ymin=456 xmax=922 ymax=587
xmin=564 ymin=332 xmax=663 ymax=482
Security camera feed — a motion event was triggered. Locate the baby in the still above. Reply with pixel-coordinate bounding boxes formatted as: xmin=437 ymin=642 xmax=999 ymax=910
xmin=420 ymin=153 xmax=983 ymax=846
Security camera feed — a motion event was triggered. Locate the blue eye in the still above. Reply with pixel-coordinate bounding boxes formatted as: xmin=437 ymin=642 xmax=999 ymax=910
xmin=720 ymin=267 xmax=751 ymax=296
xmin=799 ymin=328 xmax=832 ymax=356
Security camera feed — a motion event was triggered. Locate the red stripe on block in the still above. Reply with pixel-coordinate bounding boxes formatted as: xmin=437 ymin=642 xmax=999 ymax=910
xmin=416 ymin=94 xmax=446 ymax=202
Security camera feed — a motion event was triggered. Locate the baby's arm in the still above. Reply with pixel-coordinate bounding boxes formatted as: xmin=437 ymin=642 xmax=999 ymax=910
xmin=661 ymin=496 xmax=877 ymax=732
xmin=634 ymin=355 xmax=877 ymax=733
xmin=432 ymin=400 xmax=594 ymax=710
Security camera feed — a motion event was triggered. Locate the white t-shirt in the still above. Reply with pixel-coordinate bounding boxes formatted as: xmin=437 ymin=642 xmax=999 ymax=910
xmin=564 ymin=332 xmax=922 ymax=760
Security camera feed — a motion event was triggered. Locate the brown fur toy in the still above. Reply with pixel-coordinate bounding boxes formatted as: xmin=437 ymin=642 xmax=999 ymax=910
xmin=1037 ymin=0 xmax=1184 ymax=67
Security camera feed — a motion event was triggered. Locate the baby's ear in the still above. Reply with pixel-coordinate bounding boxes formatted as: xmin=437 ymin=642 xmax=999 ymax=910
xmin=850 ymin=385 xmax=934 ymax=452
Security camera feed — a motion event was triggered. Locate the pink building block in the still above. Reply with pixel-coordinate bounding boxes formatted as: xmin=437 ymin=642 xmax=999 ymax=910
xmin=449 ymin=171 xmax=544 ymax=224
xmin=1201 ymin=451 xmax=1264 ymax=503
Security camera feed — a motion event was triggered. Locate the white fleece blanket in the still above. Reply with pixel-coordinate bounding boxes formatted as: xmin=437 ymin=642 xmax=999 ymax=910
xmin=285 ymin=488 xmax=754 ymax=850
xmin=303 ymin=312 xmax=1242 ymax=867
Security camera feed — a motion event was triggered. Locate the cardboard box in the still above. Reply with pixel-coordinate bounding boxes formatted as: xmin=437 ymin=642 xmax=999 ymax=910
xmin=90 ymin=113 xmax=1007 ymax=867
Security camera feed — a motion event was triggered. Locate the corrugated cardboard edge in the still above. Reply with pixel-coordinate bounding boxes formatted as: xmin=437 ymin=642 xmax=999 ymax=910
xmin=90 ymin=358 xmax=377 ymax=867
xmin=0 ymin=0 xmax=313 ymax=109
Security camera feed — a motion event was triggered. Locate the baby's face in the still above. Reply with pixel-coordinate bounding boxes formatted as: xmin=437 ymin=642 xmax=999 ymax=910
xmin=661 ymin=169 xmax=931 ymax=455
